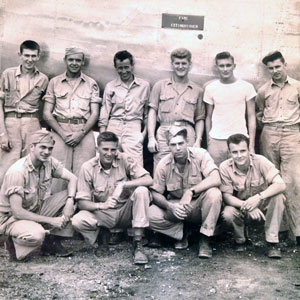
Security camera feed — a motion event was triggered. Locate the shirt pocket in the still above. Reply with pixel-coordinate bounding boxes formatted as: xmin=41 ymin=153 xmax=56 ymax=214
xmin=249 ymin=179 xmax=266 ymax=196
xmin=54 ymin=91 xmax=69 ymax=110
xmin=286 ymin=93 xmax=299 ymax=106
xmin=4 ymin=89 xmax=19 ymax=108
xmin=77 ymin=92 xmax=91 ymax=111
xmin=111 ymin=93 xmax=123 ymax=104
xmin=166 ymin=182 xmax=181 ymax=193
xmin=23 ymin=86 xmax=43 ymax=107
xmin=93 ymin=184 xmax=107 ymax=202
xmin=182 ymin=95 xmax=197 ymax=118
xmin=23 ymin=187 xmax=39 ymax=211
xmin=159 ymin=93 xmax=176 ymax=113
xmin=188 ymin=176 xmax=202 ymax=186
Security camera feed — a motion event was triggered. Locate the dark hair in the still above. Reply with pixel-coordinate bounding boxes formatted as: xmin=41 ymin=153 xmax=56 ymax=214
xmin=262 ymin=51 xmax=285 ymax=65
xmin=97 ymin=131 xmax=119 ymax=146
xmin=170 ymin=48 xmax=192 ymax=62
xmin=113 ymin=50 xmax=134 ymax=67
xmin=227 ymin=134 xmax=249 ymax=149
xmin=20 ymin=40 xmax=40 ymax=55
xmin=215 ymin=51 xmax=234 ymax=64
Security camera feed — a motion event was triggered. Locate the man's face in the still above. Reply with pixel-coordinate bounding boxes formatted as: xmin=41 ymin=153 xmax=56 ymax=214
xmin=171 ymin=58 xmax=191 ymax=78
xmin=19 ymin=48 xmax=40 ymax=71
xmin=65 ymin=53 xmax=84 ymax=75
xmin=216 ymin=58 xmax=235 ymax=81
xmin=169 ymin=135 xmax=188 ymax=161
xmin=98 ymin=141 xmax=118 ymax=167
xmin=266 ymin=58 xmax=287 ymax=82
xmin=30 ymin=142 xmax=54 ymax=163
xmin=115 ymin=58 xmax=134 ymax=83
xmin=229 ymin=141 xmax=250 ymax=169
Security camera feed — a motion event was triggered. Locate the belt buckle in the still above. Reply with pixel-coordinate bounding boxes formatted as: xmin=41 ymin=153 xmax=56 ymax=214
xmin=16 ymin=113 xmax=22 ymax=118
xmin=74 ymin=119 xmax=80 ymax=124
xmin=174 ymin=121 xmax=183 ymax=126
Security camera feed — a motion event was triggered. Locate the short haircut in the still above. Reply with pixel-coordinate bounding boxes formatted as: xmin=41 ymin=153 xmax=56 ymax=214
xmin=97 ymin=131 xmax=119 ymax=146
xmin=168 ymin=128 xmax=188 ymax=144
xmin=170 ymin=48 xmax=192 ymax=62
xmin=262 ymin=51 xmax=285 ymax=65
xmin=215 ymin=51 xmax=234 ymax=64
xmin=20 ymin=40 xmax=40 ymax=55
xmin=113 ymin=50 xmax=134 ymax=67
xmin=227 ymin=134 xmax=249 ymax=149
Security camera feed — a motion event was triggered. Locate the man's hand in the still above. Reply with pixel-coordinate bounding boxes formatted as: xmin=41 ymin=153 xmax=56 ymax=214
xmin=168 ymin=202 xmax=188 ymax=220
xmin=180 ymin=189 xmax=193 ymax=205
xmin=62 ymin=206 xmax=74 ymax=223
xmin=248 ymin=208 xmax=266 ymax=221
xmin=101 ymin=197 xmax=118 ymax=210
xmin=64 ymin=131 xmax=85 ymax=147
xmin=0 ymin=133 xmax=12 ymax=152
xmin=148 ymin=137 xmax=158 ymax=153
xmin=48 ymin=216 xmax=66 ymax=229
xmin=241 ymin=194 xmax=261 ymax=212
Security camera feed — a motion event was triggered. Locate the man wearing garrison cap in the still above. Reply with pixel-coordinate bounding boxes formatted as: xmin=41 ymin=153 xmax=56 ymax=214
xmin=147 ymin=48 xmax=205 ymax=171
xmin=0 ymin=130 xmax=77 ymax=261
xmin=43 ymin=47 xmax=101 ymax=193
xmin=256 ymin=51 xmax=300 ymax=244
xmin=148 ymin=126 xmax=222 ymax=258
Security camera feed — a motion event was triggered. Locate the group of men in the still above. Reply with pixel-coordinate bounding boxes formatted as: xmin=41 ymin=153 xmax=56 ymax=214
xmin=0 ymin=40 xmax=299 ymax=265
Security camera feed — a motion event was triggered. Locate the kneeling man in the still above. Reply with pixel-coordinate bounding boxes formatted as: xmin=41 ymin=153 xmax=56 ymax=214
xmin=149 ymin=126 xmax=222 ymax=258
xmin=72 ymin=132 xmax=152 ymax=264
xmin=220 ymin=134 xmax=286 ymax=258
xmin=0 ymin=130 xmax=77 ymax=261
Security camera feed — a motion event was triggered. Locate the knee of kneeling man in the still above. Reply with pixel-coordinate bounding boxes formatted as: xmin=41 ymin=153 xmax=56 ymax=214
xmin=206 ymin=187 xmax=222 ymax=202
xmin=134 ymin=186 xmax=149 ymax=194
xmin=31 ymin=230 xmax=46 ymax=244
xmin=221 ymin=208 xmax=234 ymax=223
xmin=71 ymin=213 xmax=84 ymax=229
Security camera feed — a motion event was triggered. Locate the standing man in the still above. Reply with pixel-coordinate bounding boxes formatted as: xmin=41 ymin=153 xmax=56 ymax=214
xmin=99 ymin=50 xmax=150 ymax=166
xmin=204 ymin=51 xmax=256 ymax=166
xmin=256 ymin=51 xmax=300 ymax=243
xmin=43 ymin=47 xmax=101 ymax=193
xmin=220 ymin=134 xmax=286 ymax=258
xmin=147 ymin=48 xmax=205 ymax=170
xmin=0 ymin=130 xmax=77 ymax=261
xmin=149 ymin=126 xmax=222 ymax=258
xmin=72 ymin=131 xmax=153 ymax=265
xmin=0 ymin=40 xmax=48 ymax=186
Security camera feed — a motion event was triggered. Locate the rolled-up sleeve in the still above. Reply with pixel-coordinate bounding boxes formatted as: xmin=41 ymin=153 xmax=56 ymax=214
xmin=75 ymin=165 xmax=93 ymax=201
xmin=200 ymin=150 xmax=218 ymax=178
xmin=91 ymin=81 xmax=102 ymax=104
xmin=43 ymin=78 xmax=56 ymax=104
xmin=98 ymin=86 xmax=113 ymax=128
xmin=148 ymin=81 xmax=161 ymax=111
xmin=194 ymin=89 xmax=205 ymax=122
xmin=150 ymin=163 xmax=166 ymax=194
xmin=219 ymin=163 xmax=234 ymax=194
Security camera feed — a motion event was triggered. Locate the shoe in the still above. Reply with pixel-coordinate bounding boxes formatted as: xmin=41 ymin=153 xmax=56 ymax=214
xmin=5 ymin=237 xmax=17 ymax=261
xmin=267 ymin=243 xmax=281 ymax=259
xmin=198 ymin=236 xmax=212 ymax=259
xmin=41 ymin=236 xmax=73 ymax=257
xmin=133 ymin=241 xmax=148 ymax=265
xmin=174 ymin=237 xmax=188 ymax=250
xmin=234 ymin=241 xmax=247 ymax=252
xmin=109 ymin=232 xmax=125 ymax=245
xmin=147 ymin=232 xmax=162 ymax=248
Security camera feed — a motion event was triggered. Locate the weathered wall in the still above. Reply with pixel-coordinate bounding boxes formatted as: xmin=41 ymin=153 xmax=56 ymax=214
xmin=0 ymin=0 xmax=299 ymax=91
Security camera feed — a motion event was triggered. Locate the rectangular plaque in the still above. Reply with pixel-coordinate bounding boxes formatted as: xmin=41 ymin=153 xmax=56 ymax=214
xmin=162 ymin=13 xmax=204 ymax=30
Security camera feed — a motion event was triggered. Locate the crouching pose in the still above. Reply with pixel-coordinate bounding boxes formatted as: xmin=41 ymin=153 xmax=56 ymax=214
xmin=72 ymin=132 xmax=153 ymax=265
xmin=220 ymin=134 xmax=286 ymax=258
xmin=149 ymin=126 xmax=222 ymax=258
xmin=0 ymin=130 xmax=77 ymax=261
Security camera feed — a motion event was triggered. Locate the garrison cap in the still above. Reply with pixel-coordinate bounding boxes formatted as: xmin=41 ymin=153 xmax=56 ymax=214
xmin=167 ymin=126 xmax=187 ymax=142
xmin=65 ymin=46 xmax=85 ymax=58
xmin=29 ymin=130 xmax=55 ymax=145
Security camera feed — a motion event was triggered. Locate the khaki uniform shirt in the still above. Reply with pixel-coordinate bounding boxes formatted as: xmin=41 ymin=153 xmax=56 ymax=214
xmin=151 ymin=147 xmax=218 ymax=199
xmin=98 ymin=76 xmax=150 ymax=128
xmin=0 ymin=66 xmax=48 ymax=113
xmin=148 ymin=78 xmax=205 ymax=125
xmin=256 ymin=76 xmax=300 ymax=125
xmin=44 ymin=72 xmax=101 ymax=120
xmin=219 ymin=154 xmax=279 ymax=200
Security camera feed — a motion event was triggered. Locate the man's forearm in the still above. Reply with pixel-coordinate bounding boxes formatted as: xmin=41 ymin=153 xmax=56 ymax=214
xmin=147 ymin=108 xmax=157 ymax=138
xmin=223 ymin=193 xmax=244 ymax=208
xmin=151 ymin=190 xmax=170 ymax=210
xmin=191 ymin=170 xmax=221 ymax=194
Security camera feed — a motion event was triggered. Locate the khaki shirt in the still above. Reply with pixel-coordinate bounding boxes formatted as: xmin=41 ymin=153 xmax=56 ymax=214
xmin=256 ymin=76 xmax=300 ymax=125
xmin=76 ymin=152 xmax=149 ymax=204
xmin=0 ymin=66 xmax=48 ymax=113
xmin=219 ymin=154 xmax=279 ymax=200
xmin=148 ymin=78 xmax=205 ymax=125
xmin=98 ymin=76 xmax=150 ymax=128
xmin=151 ymin=147 xmax=218 ymax=199
xmin=44 ymin=72 xmax=101 ymax=120
xmin=0 ymin=155 xmax=64 ymax=213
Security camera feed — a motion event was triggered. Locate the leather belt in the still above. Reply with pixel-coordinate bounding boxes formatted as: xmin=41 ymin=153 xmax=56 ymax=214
xmin=5 ymin=112 xmax=39 ymax=118
xmin=160 ymin=120 xmax=192 ymax=126
xmin=56 ymin=117 xmax=86 ymax=124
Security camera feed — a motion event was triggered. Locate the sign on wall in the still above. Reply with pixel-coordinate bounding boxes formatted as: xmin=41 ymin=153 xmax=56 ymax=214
xmin=162 ymin=13 xmax=204 ymax=30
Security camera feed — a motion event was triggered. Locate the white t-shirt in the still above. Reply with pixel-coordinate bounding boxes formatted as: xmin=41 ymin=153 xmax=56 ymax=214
xmin=203 ymin=79 xmax=256 ymax=139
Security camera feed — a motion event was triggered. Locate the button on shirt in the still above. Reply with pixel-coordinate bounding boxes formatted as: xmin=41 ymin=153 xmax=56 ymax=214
xmin=151 ymin=148 xmax=218 ymax=199
xmin=219 ymin=154 xmax=279 ymax=200
xmin=0 ymin=66 xmax=48 ymax=113
xmin=76 ymin=153 xmax=149 ymax=204
xmin=98 ymin=76 xmax=150 ymax=128
xmin=0 ymin=155 xmax=64 ymax=213
xmin=43 ymin=72 xmax=101 ymax=120
xmin=256 ymin=76 xmax=300 ymax=125
xmin=148 ymin=78 xmax=205 ymax=125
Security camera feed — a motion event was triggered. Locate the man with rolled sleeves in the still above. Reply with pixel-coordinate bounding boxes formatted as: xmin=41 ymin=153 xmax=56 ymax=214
xmin=43 ymin=47 xmax=101 ymax=193
xmin=256 ymin=51 xmax=300 ymax=244
xmin=99 ymin=50 xmax=150 ymax=166
xmin=149 ymin=126 xmax=222 ymax=258
xmin=147 ymin=48 xmax=205 ymax=170
xmin=72 ymin=131 xmax=153 ymax=265
xmin=0 ymin=40 xmax=48 ymax=186
xmin=0 ymin=130 xmax=77 ymax=261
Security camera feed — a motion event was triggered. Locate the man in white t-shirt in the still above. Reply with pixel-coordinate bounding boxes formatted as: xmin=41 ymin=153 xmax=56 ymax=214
xmin=204 ymin=52 xmax=256 ymax=166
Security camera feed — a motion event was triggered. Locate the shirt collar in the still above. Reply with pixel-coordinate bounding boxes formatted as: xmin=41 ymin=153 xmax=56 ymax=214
xmin=97 ymin=152 xmax=120 ymax=172
xmin=170 ymin=148 xmax=192 ymax=170
xmin=61 ymin=71 xmax=86 ymax=83
xmin=115 ymin=75 xmax=140 ymax=87
xmin=167 ymin=77 xmax=194 ymax=89
xmin=16 ymin=65 xmax=39 ymax=77
xmin=25 ymin=154 xmax=46 ymax=173
xmin=270 ymin=75 xmax=294 ymax=87
xmin=230 ymin=154 xmax=254 ymax=175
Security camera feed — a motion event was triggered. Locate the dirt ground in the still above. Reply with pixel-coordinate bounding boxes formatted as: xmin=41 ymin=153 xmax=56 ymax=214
xmin=1 ymin=228 xmax=300 ymax=300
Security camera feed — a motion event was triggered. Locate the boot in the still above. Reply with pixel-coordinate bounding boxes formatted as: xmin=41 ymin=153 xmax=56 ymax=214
xmin=5 ymin=237 xmax=17 ymax=261
xmin=41 ymin=235 xmax=73 ymax=257
xmin=133 ymin=240 xmax=148 ymax=265
xmin=198 ymin=234 xmax=212 ymax=259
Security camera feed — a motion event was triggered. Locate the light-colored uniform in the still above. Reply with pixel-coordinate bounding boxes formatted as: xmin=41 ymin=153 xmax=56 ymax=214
xmin=256 ymin=76 xmax=300 ymax=237
xmin=149 ymin=78 xmax=205 ymax=169
xmin=0 ymin=66 xmax=48 ymax=185
xmin=220 ymin=154 xmax=285 ymax=243
xmin=72 ymin=152 xmax=150 ymax=246
xmin=204 ymin=79 xmax=256 ymax=165
xmin=43 ymin=72 xmax=101 ymax=193
xmin=99 ymin=76 xmax=150 ymax=166
xmin=0 ymin=155 xmax=72 ymax=260
xmin=149 ymin=147 xmax=222 ymax=240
